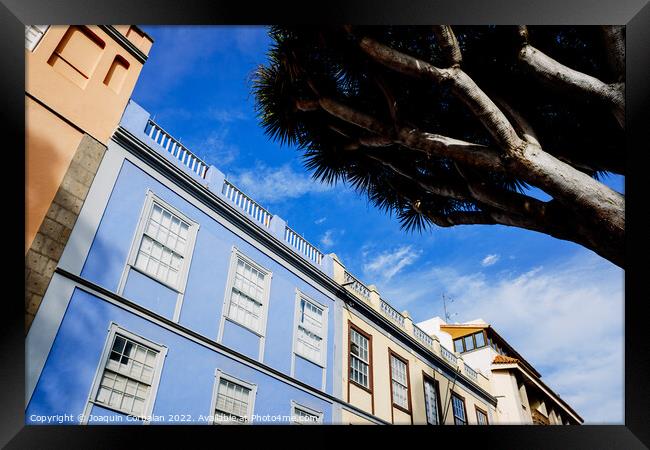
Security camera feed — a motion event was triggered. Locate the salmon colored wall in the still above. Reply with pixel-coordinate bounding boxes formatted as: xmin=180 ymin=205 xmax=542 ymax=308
xmin=25 ymin=25 xmax=151 ymax=251
xmin=25 ymin=96 xmax=83 ymax=252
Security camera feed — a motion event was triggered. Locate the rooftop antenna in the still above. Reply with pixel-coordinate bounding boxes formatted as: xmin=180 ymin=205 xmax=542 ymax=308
xmin=442 ymin=293 xmax=458 ymax=323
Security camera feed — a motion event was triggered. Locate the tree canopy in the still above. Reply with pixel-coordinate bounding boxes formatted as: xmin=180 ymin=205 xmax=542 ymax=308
xmin=252 ymin=26 xmax=625 ymax=267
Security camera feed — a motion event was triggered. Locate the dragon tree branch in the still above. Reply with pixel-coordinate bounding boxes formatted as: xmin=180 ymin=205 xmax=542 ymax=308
xmin=517 ymin=26 xmax=624 ymax=128
xmin=432 ymin=25 xmax=462 ymax=67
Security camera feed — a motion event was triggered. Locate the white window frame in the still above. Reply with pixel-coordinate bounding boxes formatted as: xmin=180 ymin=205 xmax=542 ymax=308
xmin=423 ymin=377 xmax=441 ymax=425
xmin=81 ymin=322 xmax=167 ymax=424
xmin=389 ymin=353 xmax=409 ymax=410
xmin=25 ymin=25 xmax=49 ymax=51
xmin=290 ymin=400 xmax=323 ymax=424
xmin=217 ymin=246 xmax=272 ymax=361
xmin=291 ymin=289 xmax=328 ymax=368
xmin=210 ymin=369 xmax=257 ymax=425
xmin=118 ymin=190 xmax=199 ymax=322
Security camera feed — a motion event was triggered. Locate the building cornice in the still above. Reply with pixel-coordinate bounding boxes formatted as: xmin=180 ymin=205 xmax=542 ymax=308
xmin=98 ymin=25 xmax=148 ymax=64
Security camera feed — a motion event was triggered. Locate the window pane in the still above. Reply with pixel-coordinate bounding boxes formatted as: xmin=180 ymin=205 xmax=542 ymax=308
xmin=294 ymin=407 xmax=320 ymax=424
xmin=424 ymin=381 xmax=440 ymax=425
xmin=137 ymin=201 xmax=190 ymax=288
xmin=214 ymin=378 xmax=252 ymax=424
xmin=474 ymin=332 xmax=486 ymax=348
xmin=476 ymin=409 xmax=488 ymax=425
xmin=228 ymin=257 xmax=266 ymax=333
xmin=96 ymin=334 xmax=159 ymax=417
xmin=464 ymin=335 xmax=475 ymax=351
xmin=454 ymin=339 xmax=464 ymax=353
xmin=452 ymin=395 xmax=466 ymax=425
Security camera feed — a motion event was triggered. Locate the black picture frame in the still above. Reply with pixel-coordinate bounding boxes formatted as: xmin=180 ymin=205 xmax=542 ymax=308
xmin=3 ymin=0 xmax=648 ymax=447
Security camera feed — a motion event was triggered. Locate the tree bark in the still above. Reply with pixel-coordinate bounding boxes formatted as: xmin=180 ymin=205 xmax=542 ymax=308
xmin=288 ymin=30 xmax=625 ymax=267
xmin=517 ymin=31 xmax=625 ymax=128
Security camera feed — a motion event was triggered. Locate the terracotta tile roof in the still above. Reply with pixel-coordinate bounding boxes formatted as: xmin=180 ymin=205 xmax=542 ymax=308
xmin=493 ymin=354 xmax=519 ymax=364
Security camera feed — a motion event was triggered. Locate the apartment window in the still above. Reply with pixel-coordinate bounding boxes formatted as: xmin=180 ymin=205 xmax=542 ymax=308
xmin=423 ymin=378 xmax=441 ymax=425
xmin=224 ymin=249 xmax=271 ymax=335
xmin=25 ymin=25 xmax=49 ymax=51
xmin=463 ymin=335 xmax=475 ymax=352
xmin=212 ymin=371 xmax=257 ymax=424
xmin=474 ymin=331 xmax=486 ymax=347
xmin=85 ymin=324 xmax=166 ymax=422
xmin=389 ymin=352 xmax=410 ymax=411
xmin=291 ymin=401 xmax=323 ymax=424
xmin=124 ymin=191 xmax=198 ymax=293
xmin=294 ymin=292 xmax=328 ymax=367
xmin=349 ymin=326 xmax=371 ymax=390
xmin=475 ymin=406 xmax=489 ymax=425
xmin=453 ymin=331 xmax=488 ymax=353
xmin=451 ymin=393 xmax=467 ymax=425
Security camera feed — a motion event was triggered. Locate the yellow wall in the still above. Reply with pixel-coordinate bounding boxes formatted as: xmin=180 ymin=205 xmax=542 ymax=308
xmin=25 ymin=25 xmax=153 ymax=252
xmin=342 ymin=308 xmax=494 ymax=425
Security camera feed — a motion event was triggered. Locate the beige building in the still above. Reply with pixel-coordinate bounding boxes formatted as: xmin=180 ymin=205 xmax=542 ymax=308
xmin=418 ymin=318 xmax=583 ymax=425
xmin=330 ymin=255 xmax=498 ymax=425
xmin=24 ymin=25 xmax=153 ymax=331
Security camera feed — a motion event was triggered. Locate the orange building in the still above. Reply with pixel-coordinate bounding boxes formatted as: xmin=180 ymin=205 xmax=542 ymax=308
xmin=25 ymin=25 xmax=153 ymax=331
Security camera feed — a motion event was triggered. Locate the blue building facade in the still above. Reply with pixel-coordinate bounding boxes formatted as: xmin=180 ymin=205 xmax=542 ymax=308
xmin=26 ymin=100 xmax=496 ymax=425
xmin=25 ymin=100 xmax=366 ymax=425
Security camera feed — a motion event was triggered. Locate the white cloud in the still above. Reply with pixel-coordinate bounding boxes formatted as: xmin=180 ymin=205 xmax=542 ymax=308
xmin=230 ymin=163 xmax=332 ymax=203
xmin=481 ymin=253 xmax=500 ymax=267
xmin=315 ymin=217 xmax=327 ymax=225
xmin=363 ymin=245 xmax=421 ymax=282
xmin=188 ymin=129 xmax=239 ymax=167
xmin=320 ymin=230 xmax=335 ymax=248
xmin=378 ymin=250 xmax=623 ymax=424
xmin=207 ymin=108 xmax=248 ymax=123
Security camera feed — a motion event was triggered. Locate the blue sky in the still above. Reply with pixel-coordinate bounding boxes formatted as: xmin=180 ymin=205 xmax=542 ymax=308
xmin=132 ymin=26 xmax=624 ymax=424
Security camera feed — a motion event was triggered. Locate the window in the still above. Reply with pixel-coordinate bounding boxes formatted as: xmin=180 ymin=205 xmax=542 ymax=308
xmin=25 ymin=25 xmax=49 ymax=51
xmin=475 ymin=406 xmax=489 ymax=425
xmin=84 ymin=324 xmax=166 ymax=422
xmin=463 ymin=335 xmax=475 ymax=352
xmin=211 ymin=371 xmax=257 ymax=424
xmin=451 ymin=393 xmax=467 ymax=425
xmin=349 ymin=325 xmax=371 ymax=390
xmin=224 ymin=249 xmax=271 ymax=335
xmin=291 ymin=401 xmax=323 ymax=424
xmin=474 ymin=331 xmax=486 ymax=347
xmin=123 ymin=191 xmax=198 ymax=294
xmin=389 ymin=352 xmax=410 ymax=411
xmin=453 ymin=331 xmax=488 ymax=353
xmin=423 ymin=377 xmax=441 ymax=425
xmin=293 ymin=292 xmax=328 ymax=367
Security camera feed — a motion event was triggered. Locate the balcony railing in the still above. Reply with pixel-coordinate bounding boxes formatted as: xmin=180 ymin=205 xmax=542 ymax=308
xmin=464 ymin=364 xmax=478 ymax=381
xmin=413 ymin=325 xmax=434 ymax=349
xmin=343 ymin=271 xmax=370 ymax=300
xmin=441 ymin=346 xmax=458 ymax=366
xmin=222 ymin=179 xmax=272 ymax=229
xmin=380 ymin=299 xmax=405 ymax=328
xmin=145 ymin=119 xmax=209 ymax=179
xmin=284 ymin=226 xmax=323 ymax=265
